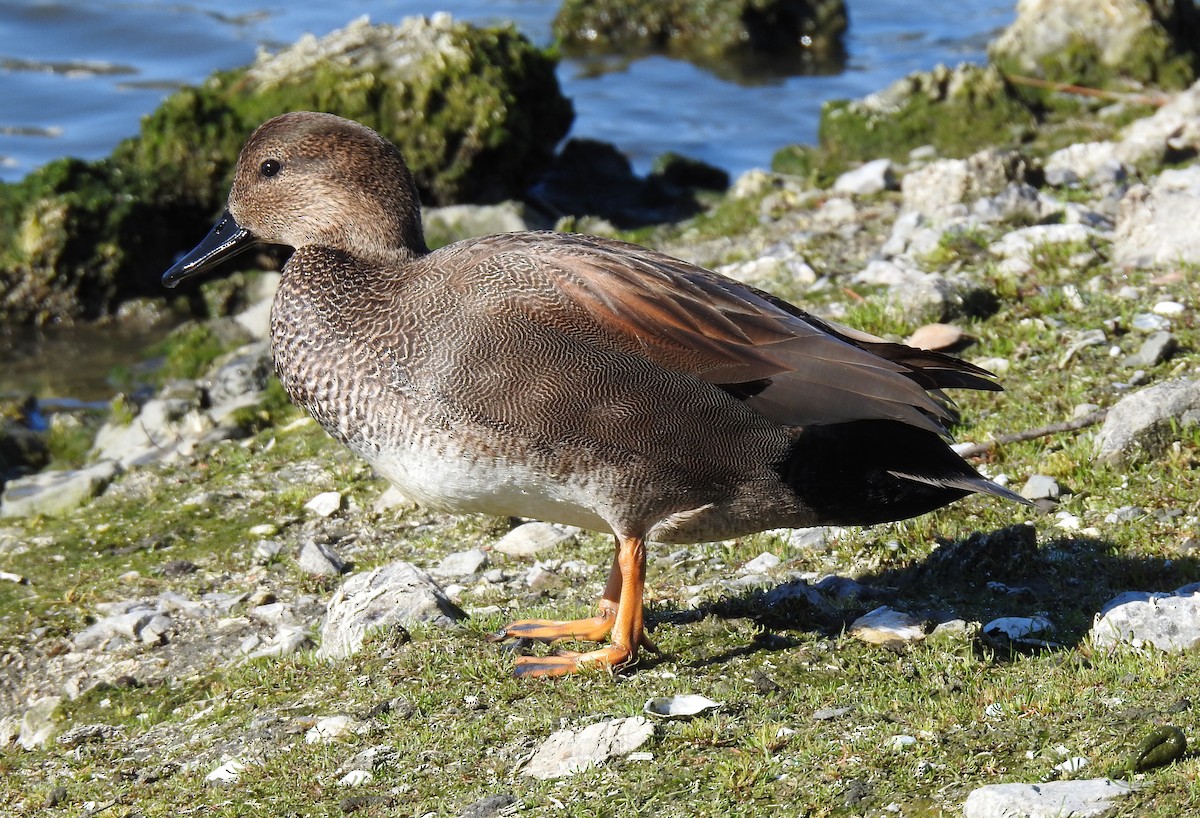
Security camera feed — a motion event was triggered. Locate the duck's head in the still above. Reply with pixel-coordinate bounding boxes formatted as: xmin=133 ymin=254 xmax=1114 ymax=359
xmin=162 ymin=111 xmax=428 ymax=288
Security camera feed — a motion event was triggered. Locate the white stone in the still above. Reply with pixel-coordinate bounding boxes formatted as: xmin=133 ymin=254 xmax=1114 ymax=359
xmin=963 ymin=778 xmax=1134 ymax=818
xmin=205 ymin=758 xmax=247 ymax=786
xmin=304 ymin=491 xmax=343 ymax=517
xmin=1090 ymin=585 xmax=1200 ymax=652
xmin=740 ymin=552 xmax=781 ymax=574
xmin=0 ymin=460 xmax=123 ymax=518
xmin=522 ymin=717 xmax=654 ymax=780
xmin=493 ymin=521 xmax=576 ymax=557
xmin=850 ymin=606 xmax=925 ymax=645
xmin=833 ymin=158 xmax=896 ymax=195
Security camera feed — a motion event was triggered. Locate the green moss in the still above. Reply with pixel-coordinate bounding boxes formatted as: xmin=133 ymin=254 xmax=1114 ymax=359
xmin=817 ymin=64 xmax=1038 ymax=167
xmin=153 ymin=322 xmax=239 ymax=383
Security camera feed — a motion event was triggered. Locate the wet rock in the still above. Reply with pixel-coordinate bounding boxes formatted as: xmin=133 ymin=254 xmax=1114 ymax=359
xmin=1094 ymin=379 xmax=1200 ymax=464
xmin=493 ymin=521 xmax=576 ymax=557
xmin=552 ymin=0 xmax=847 ymax=76
xmin=963 ymin=778 xmax=1134 ymax=818
xmin=833 ymin=158 xmax=896 ymax=195
xmin=1122 ymin=331 xmax=1177 ymax=368
xmin=1090 ymin=584 xmax=1200 ymax=652
xmin=1115 ymin=166 xmax=1200 ymax=267
xmin=522 ymin=716 xmax=654 ymax=780
xmin=989 ymin=0 xmax=1199 ymax=91
xmin=317 ymin=561 xmax=467 ymax=660
xmin=0 ymin=460 xmax=122 ymax=518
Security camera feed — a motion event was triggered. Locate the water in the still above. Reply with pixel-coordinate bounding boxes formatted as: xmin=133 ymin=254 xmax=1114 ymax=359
xmin=0 ymin=0 xmax=1015 ymax=183
xmin=0 ymin=0 xmax=1016 ymax=401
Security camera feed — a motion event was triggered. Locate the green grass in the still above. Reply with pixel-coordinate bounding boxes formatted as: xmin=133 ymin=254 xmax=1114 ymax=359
xmin=3 ymin=181 xmax=1200 ymax=818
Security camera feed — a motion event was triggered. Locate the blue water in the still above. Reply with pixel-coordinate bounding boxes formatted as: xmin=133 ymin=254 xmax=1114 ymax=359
xmin=0 ymin=0 xmax=1015 ymax=184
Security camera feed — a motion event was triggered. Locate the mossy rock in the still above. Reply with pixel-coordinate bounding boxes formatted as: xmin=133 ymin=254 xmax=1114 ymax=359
xmin=815 ymin=64 xmax=1038 ymax=168
xmin=553 ymin=0 xmax=847 ymax=78
xmin=989 ymin=0 xmax=1200 ymax=94
xmin=0 ymin=15 xmax=572 ymax=326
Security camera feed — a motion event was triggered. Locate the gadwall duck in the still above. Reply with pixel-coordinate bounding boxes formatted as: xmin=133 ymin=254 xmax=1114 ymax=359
xmin=163 ymin=111 xmax=1026 ymax=677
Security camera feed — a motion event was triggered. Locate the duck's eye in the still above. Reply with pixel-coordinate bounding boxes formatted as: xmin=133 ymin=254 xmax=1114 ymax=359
xmin=260 ymin=159 xmax=282 ymax=178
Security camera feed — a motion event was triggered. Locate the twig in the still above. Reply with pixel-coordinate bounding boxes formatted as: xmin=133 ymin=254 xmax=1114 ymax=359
xmin=956 ymin=408 xmax=1109 ymax=459
xmin=1004 ymin=74 xmax=1171 ymax=107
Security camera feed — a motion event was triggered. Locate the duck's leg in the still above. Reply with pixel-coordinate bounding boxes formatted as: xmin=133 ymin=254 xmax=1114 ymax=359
xmin=490 ymin=552 xmax=623 ymax=644
xmin=511 ymin=534 xmax=650 ymax=678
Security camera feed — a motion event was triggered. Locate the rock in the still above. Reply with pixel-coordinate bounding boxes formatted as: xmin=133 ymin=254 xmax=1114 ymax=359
xmin=432 ymin=548 xmax=489 ymax=579
xmin=1114 ymin=166 xmax=1200 ymax=267
xmin=304 ymin=491 xmax=343 ymax=517
xmin=1122 ymin=331 xmax=1177 ymax=368
xmin=317 ymin=561 xmax=467 ymax=660
xmin=205 ymin=758 xmax=247 ymax=786
xmin=849 ymin=606 xmax=925 ymax=646
xmin=458 ymin=794 xmax=518 ymax=818
xmin=305 ymin=715 xmax=363 ymax=743
xmin=900 ymin=148 xmax=1042 ymax=222
xmin=907 ymin=323 xmax=965 ymax=351
xmin=0 ymin=460 xmax=122 ymax=518
xmin=989 ymin=0 xmax=1200 ymax=90
xmin=18 ymin=695 xmax=62 ymax=750
xmin=1090 ymin=584 xmax=1200 ymax=652
xmin=740 ymin=552 xmax=782 ymax=574
xmin=423 ymin=202 xmax=546 ymax=248
xmin=90 ymin=395 xmax=212 ymax=468
xmin=339 ymin=769 xmax=373 ymax=787
xmin=1094 ymin=379 xmax=1200 ymax=463
xmin=522 ymin=716 xmax=654 ymax=780
xmin=493 ymin=522 xmax=576 ymax=557
xmin=988 ymin=224 xmax=1096 ymax=264
xmin=1117 ymin=79 xmax=1200 ymax=166
xmin=963 ymin=778 xmax=1134 ymax=818
xmin=852 ymin=259 xmax=994 ymax=323
xmin=552 ymin=0 xmax=847 ymax=75
xmin=1044 ymin=142 xmax=1126 ymax=187
xmin=833 ymin=158 xmax=897 ymax=195
xmin=1020 ymin=475 xmax=1061 ymax=501
xmin=643 ymin=694 xmax=722 ymax=719
xmin=984 ymin=615 xmax=1055 ymax=643
xmin=819 ymin=65 xmax=1036 ymax=167
xmin=717 ymin=249 xmax=818 ymax=293
xmin=201 ymin=341 xmax=273 ymax=424
xmin=56 ymin=723 xmax=123 ymax=748
xmin=298 ymin=539 xmax=348 ymax=576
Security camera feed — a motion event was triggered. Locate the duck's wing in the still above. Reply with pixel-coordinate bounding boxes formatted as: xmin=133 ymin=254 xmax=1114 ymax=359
xmin=520 ymin=233 xmax=1000 ymax=434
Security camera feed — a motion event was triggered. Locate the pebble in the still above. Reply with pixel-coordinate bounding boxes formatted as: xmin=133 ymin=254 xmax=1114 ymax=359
xmin=305 ymin=715 xmax=360 ymax=743
xmin=906 ymin=323 xmax=965 ymax=351
xmin=1020 ymin=474 xmax=1061 ymax=501
xmin=1122 ymin=331 xmax=1177 ymax=369
xmin=849 ymin=606 xmax=925 ymax=645
xmin=1153 ymin=300 xmax=1186 ymax=316
xmin=298 ymin=539 xmax=347 ymax=576
xmin=643 ymin=694 xmax=722 ymax=719
xmin=432 ymin=548 xmax=488 ymax=579
xmin=983 ymin=616 xmax=1054 ymax=641
xmin=338 ymin=769 xmax=374 ymax=787
xmin=832 ymin=158 xmax=896 ymax=195
xmin=205 ymin=758 xmax=247 ymax=785
xmin=522 ymin=716 xmax=654 ymax=780
xmin=492 ymin=521 xmax=576 ymax=557
xmin=740 ymin=551 xmax=781 ymax=574
xmin=304 ymin=491 xmax=343 ymax=517
xmin=1130 ymin=312 xmax=1170 ymax=332
xmin=0 ymin=460 xmax=123 ymax=519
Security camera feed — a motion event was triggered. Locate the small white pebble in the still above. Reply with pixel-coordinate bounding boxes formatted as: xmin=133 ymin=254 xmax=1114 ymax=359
xmin=1153 ymin=300 xmax=1185 ymax=316
xmin=339 ymin=769 xmax=374 ymax=787
xmin=304 ymin=491 xmax=342 ymax=517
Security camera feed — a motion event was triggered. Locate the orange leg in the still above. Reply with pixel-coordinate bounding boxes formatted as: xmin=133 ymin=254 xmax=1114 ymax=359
xmin=505 ymin=534 xmax=653 ymax=678
xmin=490 ymin=553 xmax=623 ymax=644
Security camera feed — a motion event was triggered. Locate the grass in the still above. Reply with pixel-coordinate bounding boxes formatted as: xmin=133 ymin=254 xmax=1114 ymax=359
xmin=3 ymin=178 xmax=1200 ymax=818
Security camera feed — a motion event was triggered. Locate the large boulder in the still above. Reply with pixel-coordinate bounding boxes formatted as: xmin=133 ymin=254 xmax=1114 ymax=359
xmin=553 ymin=0 xmax=846 ymax=78
xmin=0 ymin=15 xmax=572 ymax=326
xmin=990 ymin=0 xmax=1200 ymax=91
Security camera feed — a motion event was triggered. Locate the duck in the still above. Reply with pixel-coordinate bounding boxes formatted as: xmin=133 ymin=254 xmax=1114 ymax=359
xmin=163 ymin=111 xmax=1027 ymax=677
